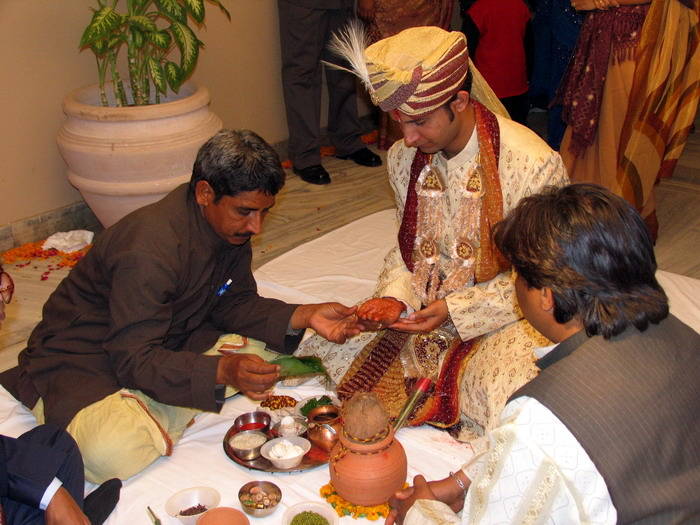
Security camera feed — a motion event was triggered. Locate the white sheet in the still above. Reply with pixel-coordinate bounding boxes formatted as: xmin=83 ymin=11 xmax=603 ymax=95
xmin=1 ymin=209 xmax=697 ymax=524
xmin=0 ymin=380 xmax=474 ymax=524
xmin=254 ymin=210 xmax=398 ymax=306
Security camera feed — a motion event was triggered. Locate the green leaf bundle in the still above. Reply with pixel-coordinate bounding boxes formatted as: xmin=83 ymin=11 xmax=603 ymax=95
xmin=270 ymin=356 xmax=328 ymax=379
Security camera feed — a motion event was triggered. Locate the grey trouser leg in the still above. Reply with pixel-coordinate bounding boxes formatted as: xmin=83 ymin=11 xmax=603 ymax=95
xmin=278 ymin=0 xmax=364 ymax=169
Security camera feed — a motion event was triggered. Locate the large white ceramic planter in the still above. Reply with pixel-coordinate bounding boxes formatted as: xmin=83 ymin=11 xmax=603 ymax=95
xmin=57 ymin=82 xmax=222 ymax=227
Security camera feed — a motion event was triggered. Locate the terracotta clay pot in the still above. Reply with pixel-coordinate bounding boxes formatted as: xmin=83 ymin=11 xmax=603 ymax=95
xmin=329 ymin=427 xmax=407 ymax=506
xmin=56 ymin=82 xmax=222 ymax=227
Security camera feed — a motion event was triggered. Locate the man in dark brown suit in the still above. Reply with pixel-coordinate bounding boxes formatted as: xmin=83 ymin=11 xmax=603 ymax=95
xmin=1 ymin=129 xmax=364 ymax=484
xmin=386 ymin=184 xmax=699 ymax=524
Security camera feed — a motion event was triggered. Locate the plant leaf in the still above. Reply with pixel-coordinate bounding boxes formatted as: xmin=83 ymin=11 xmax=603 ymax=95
xmin=270 ymin=356 xmax=328 ymax=378
xmin=164 ymin=60 xmax=182 ymax=91
xmin=80 ymin=7 xmax=122 ymax=48
xmin=184 ymin=0 xmax=205 ymax=23
xmin=128 ymin=15 xmax=158 ymax=34
xmin=129 ymin=26 xmax=145 ymax=49
xmin=207 ymin=0 xmax=231 ymax=20
xmin=90 ymin=39 xmax=109 ymax=56
xmin=155 ymin=0 xmax=186 ymax=23
xmin=299 ymin=395 xmax=334 ymax=417
xmin=146 ymin=29 xmax=172 ymax=50
xmin=147 ymin=57 xmax=167 ymax=94
xmin=170 ymin=21 xmax=199 ymax=77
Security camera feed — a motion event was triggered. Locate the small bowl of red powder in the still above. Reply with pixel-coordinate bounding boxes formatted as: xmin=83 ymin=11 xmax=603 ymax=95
xmin=233 ymin=411 xmax=272 ymax=433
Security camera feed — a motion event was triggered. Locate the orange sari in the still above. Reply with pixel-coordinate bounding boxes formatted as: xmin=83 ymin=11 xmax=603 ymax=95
xmin=561 ymin=0 xmax=700 ymax=236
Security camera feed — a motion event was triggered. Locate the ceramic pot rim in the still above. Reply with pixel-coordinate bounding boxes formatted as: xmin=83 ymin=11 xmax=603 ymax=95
xmin=338 ymin=426 xmax=394 ymax=453
xmin=62 ymin=82 xmax=210 ymax=122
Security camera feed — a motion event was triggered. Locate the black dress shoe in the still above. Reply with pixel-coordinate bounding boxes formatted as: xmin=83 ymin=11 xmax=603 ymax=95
xmin=336 ymin=147 xmax=382 ymax=167
xmin=293 ymin=164 xmax=331 ymax=185
xmin=83 ymin=478 xmax=122 ymax=525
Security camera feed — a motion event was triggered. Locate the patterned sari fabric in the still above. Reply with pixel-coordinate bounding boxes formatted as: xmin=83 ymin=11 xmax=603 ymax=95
xmin=558 ymin=5 xmax=648 ymax=157
xmin=618 ymin=0 xmax=700 ymax=209
xmin=561 ymin=0 xmax=700 ymax=230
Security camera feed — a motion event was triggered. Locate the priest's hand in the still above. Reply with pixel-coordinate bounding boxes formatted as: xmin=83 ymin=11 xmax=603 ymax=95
xmin=385 ymin=475 xmax=436 ymax=525
xmin=45 ymin=486 xmax=91 ymax=525
xmin=291 ymin=303 xmax=364 ymax=344
xmin=385 ymin=473 xmax=467 ymax=525
xmin=216 ymin=353 xmax=280 ymax=400
xmin=389 ymin=299 xmax=448 ymax=333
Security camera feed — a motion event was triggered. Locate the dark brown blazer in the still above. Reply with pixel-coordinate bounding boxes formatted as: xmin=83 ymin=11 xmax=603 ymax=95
xmin=2 ymin=185 xmax=297 ymax=428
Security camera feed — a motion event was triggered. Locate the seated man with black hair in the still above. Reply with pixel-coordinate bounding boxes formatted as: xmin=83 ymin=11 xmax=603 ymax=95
xmin=386 ymin=183 xmax=699 ymax=524
xmin=1 ymin=129 xmax=364 ymax=485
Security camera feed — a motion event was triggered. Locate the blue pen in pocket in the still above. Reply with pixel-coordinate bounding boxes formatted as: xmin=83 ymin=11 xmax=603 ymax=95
xmin=216 ymin=278 xmax=233 ymax=296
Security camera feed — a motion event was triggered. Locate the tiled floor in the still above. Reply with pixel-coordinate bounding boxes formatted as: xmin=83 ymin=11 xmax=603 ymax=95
xmin=1 ymin=112 xmax=699 ymax=372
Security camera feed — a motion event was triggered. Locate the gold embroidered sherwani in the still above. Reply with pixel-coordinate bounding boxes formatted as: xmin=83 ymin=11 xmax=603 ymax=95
xmin=296 ymin=114 xmax=568 ymax=438
xmin=378 ymin=114 xmax=567 ymax=340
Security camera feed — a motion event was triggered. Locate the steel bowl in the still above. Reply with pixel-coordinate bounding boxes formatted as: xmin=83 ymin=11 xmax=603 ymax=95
xmin=271 ymin=416 xmax=308 ymax=437
xmin=233 ymin=411 xmax=271 ymax=433
xmin=238 ymin=480 xmax=282 ymax=518
xmin=228 ymin=430 xmax=268 ymax=461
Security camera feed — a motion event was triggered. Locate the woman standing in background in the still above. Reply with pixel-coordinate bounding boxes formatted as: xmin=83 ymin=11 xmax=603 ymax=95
xmin=461 ymin=0 xmax=533 ymax=125
xmin=559 ymin=0 xmax=700 ymax=239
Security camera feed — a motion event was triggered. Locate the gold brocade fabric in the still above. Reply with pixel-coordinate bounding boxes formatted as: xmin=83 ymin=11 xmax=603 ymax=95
xmin=336 ymin=321 xmax=474 ymax=428
xmin=407 ymin=101 xmax=508 ymax=305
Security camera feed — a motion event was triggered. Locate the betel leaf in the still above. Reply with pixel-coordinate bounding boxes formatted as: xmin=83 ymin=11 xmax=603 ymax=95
xmin=299 ymin=395 xmax=334 ymax=417
xmin=270 ymin=356 xmax=327 ymax=378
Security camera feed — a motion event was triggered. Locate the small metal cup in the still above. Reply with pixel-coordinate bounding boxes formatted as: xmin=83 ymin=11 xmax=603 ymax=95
xmin=306 ymin=405 xmax=341 ymax=452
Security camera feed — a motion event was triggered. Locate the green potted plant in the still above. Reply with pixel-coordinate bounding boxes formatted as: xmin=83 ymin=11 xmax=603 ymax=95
xmin=79 ymin=0 xmax=229 ymax=107
xmin=56 ymin=0 xmax=230 ymax=227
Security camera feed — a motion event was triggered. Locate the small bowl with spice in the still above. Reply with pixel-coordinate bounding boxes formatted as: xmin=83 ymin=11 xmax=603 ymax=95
xmin=229 ymin=430 xmax=269 ymax=461
xmin=283 ymin=501 xmax=338 ymax=525
xmin=233 ymin=411 xmax=272 ymax=433
xmin=165 ymin=486 xmax=220 ymax=525
xmin=238 ymin=480 xmax=282 ymax=518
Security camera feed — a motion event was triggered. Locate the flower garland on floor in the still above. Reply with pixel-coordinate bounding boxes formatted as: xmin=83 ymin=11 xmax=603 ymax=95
xmin=2 ymin=241 xmax=90 ymax=279
xmin=320 ymin=482 xmax=399 ymax=521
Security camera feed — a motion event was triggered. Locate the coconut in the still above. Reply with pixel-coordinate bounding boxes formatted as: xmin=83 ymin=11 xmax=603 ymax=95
xmin=342 ymin=392 xmax=390 ymax=441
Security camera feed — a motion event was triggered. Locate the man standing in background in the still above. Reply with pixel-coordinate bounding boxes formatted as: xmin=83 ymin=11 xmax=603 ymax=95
xmin=277 ymin=0 xmax=382 ymax=185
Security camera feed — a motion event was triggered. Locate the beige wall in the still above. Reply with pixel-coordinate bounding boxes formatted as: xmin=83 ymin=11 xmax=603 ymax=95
xmin=0 ymin=0 xmax=292 ymax=226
